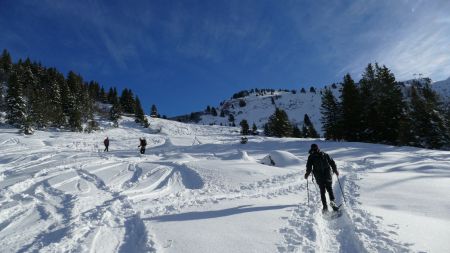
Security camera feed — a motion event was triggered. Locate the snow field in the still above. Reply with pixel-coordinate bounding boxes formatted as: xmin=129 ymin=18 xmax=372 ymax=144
xmin=1 ymin=117 xmax=449 ymax=252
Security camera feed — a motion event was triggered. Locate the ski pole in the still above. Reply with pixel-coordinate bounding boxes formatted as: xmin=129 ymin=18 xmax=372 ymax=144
xmin=337 ymin=175 xmax=347 ymax=204
xmin=307 ymin=177 xmax=309 ymax=205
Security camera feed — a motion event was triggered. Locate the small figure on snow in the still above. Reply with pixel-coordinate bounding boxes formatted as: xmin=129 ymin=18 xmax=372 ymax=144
xmin=104 ymin=137 xmax=109 ymax=152
xmin=138 ymin=137 xmax=147 ymax=154
xmin=240 ymin=136 xmax=248 ymax=144
xmin=304 ymin=143 xmax=340 ymax=211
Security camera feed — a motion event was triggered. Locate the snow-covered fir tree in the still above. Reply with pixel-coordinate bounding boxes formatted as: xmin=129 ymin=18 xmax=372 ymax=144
xmin=409 ymin=81 xmax=450 ymax=149
xmin=110 ymin=95 xmax=122 ymax=128
xmin=6 ymin=71 xmax=26 ymax=127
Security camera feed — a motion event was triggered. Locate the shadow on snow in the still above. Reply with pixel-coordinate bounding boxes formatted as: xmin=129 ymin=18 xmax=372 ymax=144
xmin=147 ymin=204 xmax=297 ymax=222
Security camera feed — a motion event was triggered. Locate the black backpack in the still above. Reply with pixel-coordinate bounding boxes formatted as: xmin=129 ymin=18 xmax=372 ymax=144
xmin=312 ymin=152 xmax=332 ymax=182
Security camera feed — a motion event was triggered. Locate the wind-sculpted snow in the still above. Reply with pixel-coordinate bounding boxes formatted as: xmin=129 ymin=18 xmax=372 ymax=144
xmin=1 ymin=117 xmax=449 ymax=252
xmin=261 ymin=150 xmax=304 ymax=168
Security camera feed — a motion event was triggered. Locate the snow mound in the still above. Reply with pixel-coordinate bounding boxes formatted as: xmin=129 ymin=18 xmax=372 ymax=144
xmin=260 ymin=150 xmax=302 ymax=167
xmin=240 ymin=151 xmax=255 ymax=162
xmin=159 ymin=137 xmax=175 ymax=148
xmin=222 ymin=150 xmax=256 ymax=162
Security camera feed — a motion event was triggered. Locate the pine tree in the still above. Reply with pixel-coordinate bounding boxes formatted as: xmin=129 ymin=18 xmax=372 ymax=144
xmin=83 ymin=81 xmax=99 ymax=132
xmin=240 ymin=119 xmax=250 ymax=135
xmin=211 ymin=107 xmax=218 ymax=116
xmin=397 ymin=99 xmax=415 ymax=146
xmin=66 ymin=71 xmax=84 ymax=131
xmin=80 ymin=84 xmax=94 ymax=123
xmin=110 ymin=95 xmax=122 ymax=128
xmin=359 ymin=63 xmax=378 ymax=142
xmin=0 ymin=49 xmax=13 ymax=75
xmin=374 ymin=65 xmax=404 ymax=143
xmin=134 ymin=96 xmax=146 ymax=124
xmin=46 ymin=68 xmax=65 ymax=126
xmin=99 ymin=86 xmax=107 ymax=103
xmin=263 ymin=123 xmax=270 ymax=136
xmin=302 ymin=114 xmax=319 ymax=138
xmin=107 ymin=87 xmax=115 ymax=103
xmin=252 ymin=123 xmax=258 ymax=135
xmin=68 ymin=106 xmax=82 ymax=131
xmin=265 ymin=108 xmax=293 ymax=137
xmin=228 ymin=114 xmax=235 ymax=123
xmin=0 ymin=49 xmax=13 ymax=110
xmin=120 ymin=88 xmax=136 ymax=114
xmin=292 ymin=125 xmax=302 ymax=138
xmin=355 ymin=64 xmax=407 ymax=144
xmin=21 ymin=62 xmax=46 ymax=128
xmin=409 ymin=82 xmax=450 ymax=148
xmin=151 ymin=104 xmax=158 ymax=117
xmin=6 ymin=71 xmax=26 ymax=127
xmin=339 ymin=73 xmax=361 ymax=141
xmin=321 ymin=87 xmax=340 ymax=140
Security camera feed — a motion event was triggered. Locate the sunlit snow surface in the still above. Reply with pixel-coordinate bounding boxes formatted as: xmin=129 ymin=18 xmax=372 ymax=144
xmin=1 ymin=117 xmax=449 ymax=253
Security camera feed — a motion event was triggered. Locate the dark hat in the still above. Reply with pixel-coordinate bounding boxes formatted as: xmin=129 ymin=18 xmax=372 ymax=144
xmin=309 ymin=143 xmax=319 ymax=154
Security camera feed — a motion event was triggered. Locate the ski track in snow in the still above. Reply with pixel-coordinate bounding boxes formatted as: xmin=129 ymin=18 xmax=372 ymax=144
xmin=1 ymin=118 xmax=447 ymax=252
xmin=277 ymin=159 xmax=413 ymax=253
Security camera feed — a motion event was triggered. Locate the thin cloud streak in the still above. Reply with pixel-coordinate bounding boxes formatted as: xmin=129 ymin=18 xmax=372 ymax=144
xmin=339 ymin=0 xmax=450 ymax=82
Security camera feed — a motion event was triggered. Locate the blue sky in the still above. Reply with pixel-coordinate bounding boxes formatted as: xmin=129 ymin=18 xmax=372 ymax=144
xmin=1 ymin=0 xmax=450 ymax=116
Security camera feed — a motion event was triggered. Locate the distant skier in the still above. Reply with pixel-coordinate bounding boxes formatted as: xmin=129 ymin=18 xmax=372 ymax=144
xmin=138 ymin=137 xmax=147 ymax=154
xmin=304 ymin=143 xmax=340 ymax=211
xmin=103 ymin=137 xmax=109 ymax=152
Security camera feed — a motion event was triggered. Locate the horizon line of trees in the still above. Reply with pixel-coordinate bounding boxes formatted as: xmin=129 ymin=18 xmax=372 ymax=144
xmin=0 ymin=49 xmax=160 ymax=133
xmin=261 ymin=108 xmax=319 ymax=138
xmin=236 ymin=107 xmax=319 ymax=139
xmin=321 ymin=63 xmax=450 ymax=149
xmin=231 ymin=86 xmax=333 ymax=100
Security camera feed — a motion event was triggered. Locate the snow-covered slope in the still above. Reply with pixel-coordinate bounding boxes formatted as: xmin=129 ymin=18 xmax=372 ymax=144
xmin=432 ymin=77 xmax=450 ymax=101
xmin=192 ymin=87 xmax=341 ymax=135
xmin=1 ymin=117 xmax=449 ymax=252
xmin=177 ymin=78 xmax=450 ymax=135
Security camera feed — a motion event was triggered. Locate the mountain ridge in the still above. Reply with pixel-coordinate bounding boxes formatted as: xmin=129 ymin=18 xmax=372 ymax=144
xmin=172 ymin=77 xmax=450 ymax=135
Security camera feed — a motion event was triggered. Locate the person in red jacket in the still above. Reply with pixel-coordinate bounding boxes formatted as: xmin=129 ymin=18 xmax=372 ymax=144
xmin=104 ymin=137 xmax=109 ymax=152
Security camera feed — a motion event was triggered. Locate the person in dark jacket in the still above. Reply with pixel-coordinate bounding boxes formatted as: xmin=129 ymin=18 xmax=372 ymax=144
xmin=138 ymin=137 xmax=147 ymax=154
xmin=104 ymin=137 xmax=109 ymax=152
xmin=304 ymin=143 xmax=339 ymax=211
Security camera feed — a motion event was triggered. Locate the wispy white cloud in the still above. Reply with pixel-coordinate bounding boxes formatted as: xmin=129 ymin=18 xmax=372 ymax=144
xmin=338 ymin=0 xmax=450 ymax=81
xmin=32 ymin=0 xmax=152 ymax=71
xmin=5 ymin=0 xmax=449 ymax=86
